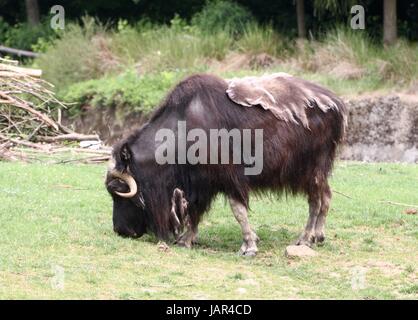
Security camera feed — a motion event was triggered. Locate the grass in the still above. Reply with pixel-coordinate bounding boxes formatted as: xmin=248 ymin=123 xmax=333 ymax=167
xmin=0 ymin=161 xmax=417 ymax=299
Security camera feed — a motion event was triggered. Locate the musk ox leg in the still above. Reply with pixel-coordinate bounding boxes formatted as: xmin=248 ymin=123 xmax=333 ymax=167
xmin=229 ymin=197 xmax=259 ymax=257
xmin=314 ymin=182 xmax=332 ymax=244
xmin=296 ymin=185 xmax=322 ymax=247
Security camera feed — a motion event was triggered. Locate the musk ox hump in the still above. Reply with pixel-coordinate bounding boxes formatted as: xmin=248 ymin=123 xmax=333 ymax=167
xmin=226 ymin=73 xmax=343 ymax=128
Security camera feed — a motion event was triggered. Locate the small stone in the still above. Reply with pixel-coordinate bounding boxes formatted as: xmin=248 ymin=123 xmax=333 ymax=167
xmin=157 ymin=241 xmax=170 ymax=252
xmin=285 ymin=245 xmax=318 ymax=258
xmin=404 ymin=208 xmax=417 ymax=215
xmin=236 ymin=288 xmax=247 ymax=294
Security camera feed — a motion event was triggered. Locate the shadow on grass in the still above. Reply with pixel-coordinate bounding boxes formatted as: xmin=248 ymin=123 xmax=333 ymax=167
xmin=130 ymin=225 xmax=298 ymax=253
xmin=181 ymin=224 xmax=298 ymax=254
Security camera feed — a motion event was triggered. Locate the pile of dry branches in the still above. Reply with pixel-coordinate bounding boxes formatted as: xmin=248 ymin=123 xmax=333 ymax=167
xmin=0 ymin=57 xmax=110 ymax=163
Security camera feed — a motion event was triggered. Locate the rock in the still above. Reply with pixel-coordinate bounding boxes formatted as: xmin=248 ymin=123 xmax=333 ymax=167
xmin=285 ymin=245 xmax=318 ymax=258
xmin=236 ymin=288 xmax=247 ymax=294
xmin=157 ymin=241 xmax=170 ymax=252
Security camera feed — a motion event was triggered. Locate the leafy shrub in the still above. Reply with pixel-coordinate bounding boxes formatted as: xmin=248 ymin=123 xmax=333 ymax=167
xmin=62 ymin=69 xmax=184 ymax=115
xmin=0 ymin=17 xmax=9 ymax=43
xmin=36 ymin=17 xmax=111 ymax=91
xmin=2 ymin=20 xmax=57 ymax=51
xmin=192 ymin=0 xmax=255 ymax=36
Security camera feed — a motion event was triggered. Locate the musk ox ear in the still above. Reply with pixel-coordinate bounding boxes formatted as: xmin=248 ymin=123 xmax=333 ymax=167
xmin=170 ymin=188 xmax=188 ymax=236
xmin=113 ymin=143 xmax=132 ymax=172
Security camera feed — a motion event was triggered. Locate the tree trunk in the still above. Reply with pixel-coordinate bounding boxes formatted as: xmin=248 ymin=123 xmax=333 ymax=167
xmin=383 ymin=0 xmax=397 ymax=45
xmin=296 ymin=0 xmax=306 ymax=38
xmin=25 ymin=0 xmax=40 ymax=26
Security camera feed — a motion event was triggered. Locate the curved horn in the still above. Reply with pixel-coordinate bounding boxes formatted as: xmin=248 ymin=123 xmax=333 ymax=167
xmin=109 ymin=169 xmax=138 ymax=198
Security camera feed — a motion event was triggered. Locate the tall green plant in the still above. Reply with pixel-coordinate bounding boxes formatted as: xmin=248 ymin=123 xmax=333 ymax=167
xmin=191 ymin=0 xmax=255 ymax=36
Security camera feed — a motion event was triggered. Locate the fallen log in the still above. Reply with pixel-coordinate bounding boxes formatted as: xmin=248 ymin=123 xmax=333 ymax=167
xmin=0 ymin=45 xmax=40 ymax=58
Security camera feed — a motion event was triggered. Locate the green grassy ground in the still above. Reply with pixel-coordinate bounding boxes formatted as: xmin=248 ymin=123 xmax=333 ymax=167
xmin=0 ymin=161 xmax=417 ymax=299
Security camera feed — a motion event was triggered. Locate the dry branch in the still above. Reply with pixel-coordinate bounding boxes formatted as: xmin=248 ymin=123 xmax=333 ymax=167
xmin=379 ymin=200 xmax=418 ymax=209
xmin=0 ymin=133 xmax=50 ymax=150
xmin=36 ymin=133 xmax=100 ymax=143
xmin=0 ymin=63 xmax=42 ymax=77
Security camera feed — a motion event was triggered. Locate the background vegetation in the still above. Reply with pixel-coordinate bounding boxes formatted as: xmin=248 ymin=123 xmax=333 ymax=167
xmin=1 ymin=1 xmax=417 ymax=116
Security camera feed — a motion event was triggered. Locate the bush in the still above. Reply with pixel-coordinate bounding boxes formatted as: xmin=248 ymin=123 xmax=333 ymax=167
xmin=2 ymin=20 xmax=57 ymax=51
xmin=0 ymin=17 xmax=9 ymax=43
xmin=192 ymin=0 xmax=255 ymax=36
xmin=62 ymin=69 xmax=184 ymax=116
xmin=35 ymin=17 xmax=112 ymax=91
xmin=237 ymin=23 xmax=290 ymax=57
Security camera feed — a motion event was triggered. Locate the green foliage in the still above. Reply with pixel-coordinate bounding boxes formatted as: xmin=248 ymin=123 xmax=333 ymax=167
xmin=191 ymin=0 xmax=255 ymax=36
xmin=1 ymin=20 xmax=57 ymax=51
xmin=34 ymin=18 xmax=417 ymax=117
xmin=298 ymin=25 xmax=418 ymax=85
xmin=313 ymin=0 xmax=357 ymax=17
xmin=378 ymin=40 xmax=418 ymax=84
xmin=38 ymin=15 xmax=231 ymax=89
xmin=36 ymin=17 xmax=109 ymax=91
xmin=62 ymin=70 xmax=184 ymax=115
xmin=0 ymin=17 xmax=9 ymax=43
xmin=237 ymin=23 xmax=291 ymax=57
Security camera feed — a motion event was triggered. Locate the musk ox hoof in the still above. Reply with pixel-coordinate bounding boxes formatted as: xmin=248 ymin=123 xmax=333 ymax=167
xmin=176 ymin=239 xmax=192 ymax=249
xmin=175 ymin=234 xmax=197 ymax=249
xmin=175 ymin=228 xmax=198 ymax=249
xmin=314 ymin=232 xmax=325 ymax=245
xmin=241 ymin=250 xmax=257 ymax=257
xmin=296 ymin=231 xmax=326 ymax=247
xmin=175 ymin=237 xmax=197 ymax=249
xmin=295 ymin=232 xmax=315 ymax=247
xmin=239 ymin=241 xmax=258 ymax=257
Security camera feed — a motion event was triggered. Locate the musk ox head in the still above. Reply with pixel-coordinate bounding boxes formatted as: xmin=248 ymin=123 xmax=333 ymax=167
xmin=105 ymin=143 xmax=147 ymax=238
xmin=105 ymin=143 xmax=189 ymax=240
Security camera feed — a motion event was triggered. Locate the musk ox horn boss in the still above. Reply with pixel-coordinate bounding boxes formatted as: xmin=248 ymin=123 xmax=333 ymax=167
xmin=105 ymin=73 xmax=347 ymax=256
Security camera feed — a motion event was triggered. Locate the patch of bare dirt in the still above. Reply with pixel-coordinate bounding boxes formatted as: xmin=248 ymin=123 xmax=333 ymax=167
xmin=65 ymin=104 xmax=147 ymax=144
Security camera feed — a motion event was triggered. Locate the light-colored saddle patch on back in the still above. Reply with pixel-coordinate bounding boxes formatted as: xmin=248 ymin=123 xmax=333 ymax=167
xmin=226 ymin=73 xmax=344 ymax=128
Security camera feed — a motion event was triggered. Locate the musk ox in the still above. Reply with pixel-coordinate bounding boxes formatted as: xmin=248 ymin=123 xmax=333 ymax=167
xmin=105 ymin=73 xmax=347 ymax=256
